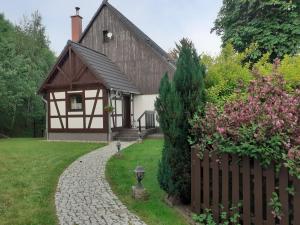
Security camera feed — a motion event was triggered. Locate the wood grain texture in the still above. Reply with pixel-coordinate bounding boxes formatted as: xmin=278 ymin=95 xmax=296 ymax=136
xmin=80 ymin=6 xmax=175 ymax=94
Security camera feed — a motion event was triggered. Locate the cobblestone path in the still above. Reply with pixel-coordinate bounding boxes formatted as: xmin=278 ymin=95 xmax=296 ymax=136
xmin=55 ymin=142 xmax=146 ymax=225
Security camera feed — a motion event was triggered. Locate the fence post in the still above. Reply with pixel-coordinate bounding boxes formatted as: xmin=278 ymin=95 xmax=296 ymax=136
xmin=221 ymin=154 xmax=229 ymax=212
xmin=203 ymin=150 xmax=210 ymax=209
xmin=191 ymin=145 xmax=201 ymax=214
xmin=254 ymin=160 xmax=263 ymax=224
xmin=266 ymin=163 xmax=275 ymax=225
xmin=231 ymin=155 xmax=240 ymax=207
xmin=293 ymin=177 xmax=300 ymax=224
xmin=242 ymin=156 xmax=251 ymax=225
xmin=211 ymin=152 xmax=219 ymax=223
xmin=279 ymin=167 xmax=289 ymax=225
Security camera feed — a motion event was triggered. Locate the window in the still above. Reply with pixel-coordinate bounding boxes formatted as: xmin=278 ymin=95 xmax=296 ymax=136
xmin=103 ymin=30 xmax=109 ymax=43
xmin=103 ymin=30 xmax=113 ymax=43
xmin=69 ymin=94 xmax=83 ymax=111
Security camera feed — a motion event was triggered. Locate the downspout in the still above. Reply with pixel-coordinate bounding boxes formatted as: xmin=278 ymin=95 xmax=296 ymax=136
xmin=107 ymin=90 xmax=112 ymax=142
xmin=41 ymin=95 xmax=49 ymax=140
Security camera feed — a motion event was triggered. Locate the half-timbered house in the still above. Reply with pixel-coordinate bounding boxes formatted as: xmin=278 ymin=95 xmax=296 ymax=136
xmin=38 ymin=0 xmax=175 ymax=141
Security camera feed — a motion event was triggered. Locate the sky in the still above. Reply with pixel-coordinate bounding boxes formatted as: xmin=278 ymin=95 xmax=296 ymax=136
xmin=1 ymin=0 xmax=223 ymax=56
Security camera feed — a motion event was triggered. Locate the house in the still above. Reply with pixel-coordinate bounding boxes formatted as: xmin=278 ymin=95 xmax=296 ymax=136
xmin=38 ymin=0 xmax=176 ymax=141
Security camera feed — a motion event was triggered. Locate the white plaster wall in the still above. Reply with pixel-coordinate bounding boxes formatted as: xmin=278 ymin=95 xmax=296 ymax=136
xmin=85 ymin=90 xmax=97 ymax=98
xmin=50 ymin=118 xmax=61 ymax=129
xmin=68 ymin=111 xmax=83 ymax=115
xmin=68 ymin=117 xmax=84 ymax=129
xmin=50 ymin=118 xmax=66 ymax=129
xmin=85 ymin=100 xmax=94 ymax=115
xmin=53 ymin=92 xmax=65 ymax=99
xmin=50 ymin=101 xmax=66 ymax=116
xmin=133 ymin=94 xmax=158 ymax=127
xmin=94 ymin=100 xmax=103 ymax=115
xmin=90 ymin=117 xmax=103 ymax=129
xmin=50 ymin=102 xmax=58 ymax=116
xmin=57 ymin=101 xmax=66 ymax=116
xmin=85 ymin=89 xmax=103 ymax=98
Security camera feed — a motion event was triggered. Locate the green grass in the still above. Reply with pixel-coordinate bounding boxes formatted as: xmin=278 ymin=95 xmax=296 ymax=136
xmin=0 ymin=138 xmax=104 ymax=225
xmin=106 ymin=139 xmax=189 ymax=225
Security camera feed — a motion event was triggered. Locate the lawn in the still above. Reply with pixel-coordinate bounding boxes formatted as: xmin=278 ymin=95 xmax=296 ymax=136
xmin=106 ymin=139 xmax=189 ymax=225
xmin=0 ymin=138 xmax=104 ymax=225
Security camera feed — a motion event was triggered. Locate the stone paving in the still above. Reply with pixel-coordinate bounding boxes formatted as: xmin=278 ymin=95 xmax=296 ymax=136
xmin=55 ymin=141 xmax=146 ymax=225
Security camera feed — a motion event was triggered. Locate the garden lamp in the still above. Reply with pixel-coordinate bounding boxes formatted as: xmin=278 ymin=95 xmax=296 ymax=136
xmin=116 ymin=140 xmax=121 ymax=153
xmin=138 ymin=131 xmax=142 ymax=143
xmin=134 ymin=166 xmax=145 ymax=188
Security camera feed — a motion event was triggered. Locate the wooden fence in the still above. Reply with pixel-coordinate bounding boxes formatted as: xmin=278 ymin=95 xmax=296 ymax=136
xmin=191 ymin=145 xmax=300 ymax=225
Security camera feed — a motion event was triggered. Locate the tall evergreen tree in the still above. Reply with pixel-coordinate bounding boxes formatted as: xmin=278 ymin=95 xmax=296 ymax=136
xmin=172 ymin=39 xmax=206 ymax=203
xmin=156 ymin=39 xmax=206 ymax=203
xmin=156 ymin=74 xmax=182 ymax=194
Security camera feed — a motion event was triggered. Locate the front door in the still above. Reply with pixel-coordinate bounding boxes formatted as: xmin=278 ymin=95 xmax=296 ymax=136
xmin=123 ymin=95 xmax=131 ymax=128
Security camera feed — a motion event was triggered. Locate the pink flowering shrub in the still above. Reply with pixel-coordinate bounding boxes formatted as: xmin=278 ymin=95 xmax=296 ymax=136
xmin=191 ymin=71 xmax=300 ymax=177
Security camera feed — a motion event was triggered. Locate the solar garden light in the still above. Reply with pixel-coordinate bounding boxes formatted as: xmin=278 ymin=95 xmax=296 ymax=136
xmin=116 ymin=140 xmax=121 ymax=153
xmin=132 ymin=166 xmax=147 ymax=200
xmin=138 ymin=131 xmax=142 ymax=143
xmin=134 ymin=166 xmax=145 ymax=188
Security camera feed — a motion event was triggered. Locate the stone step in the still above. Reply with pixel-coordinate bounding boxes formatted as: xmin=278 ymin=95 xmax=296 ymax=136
xmin=115 ymin=137 xmax=139 ymax=141
xmin=113 ymin=128 xmax=158 ymax=141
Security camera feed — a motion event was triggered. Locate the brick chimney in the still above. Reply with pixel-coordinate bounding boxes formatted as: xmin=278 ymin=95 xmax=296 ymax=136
xmin=71 ymin=7 xmax=82 ymax=42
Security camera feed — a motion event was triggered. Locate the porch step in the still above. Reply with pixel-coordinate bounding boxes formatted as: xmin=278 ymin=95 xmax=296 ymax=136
xmin=113 ymin=128 xmax=158 ymax=141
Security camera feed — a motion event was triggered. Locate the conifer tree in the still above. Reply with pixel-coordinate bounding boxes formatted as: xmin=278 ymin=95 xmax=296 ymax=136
xmin=172 ymin=39 xmax=206 ymax=203
xmin=156 ymin=39 xmax=206 ymax=203
xmin=156 ymin=73 xmax=182 ymax=194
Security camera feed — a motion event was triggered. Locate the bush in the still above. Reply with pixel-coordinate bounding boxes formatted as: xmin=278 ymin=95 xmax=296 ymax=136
xmin=203 ymin=45 xmax=300 ymax=107
xmin=202 ymin=44 xmax=252 ymax=107
xmin=254 ymin=54 xmax=300 ymax=89
xmin=191 ymin=71 xmax=300 ymax=177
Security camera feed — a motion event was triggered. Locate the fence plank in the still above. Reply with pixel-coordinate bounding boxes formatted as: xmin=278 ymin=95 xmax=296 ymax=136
xmin=242 ymin=157 xmax=251 ymax=225
xmin=254 ymin=160 xmax=263 ymax=224
xmin=265 ymin=163 xmax=275 ymax=225
xmin=279 ymin=167 xmax=289 ymax=225
xmin=191 ymin=149 xmax=298 ymax=225
xmin=203 ymin=150 xmax=210 ymax=209
xmin=211 ymin=152 xmax=219 ymax=223
xmin=232 ymin=155 xmax=240 ymax=207
xmin=221 ymin=154 xmax=229 ymax=213
xmin=293 ymin=177 xmax=300 ymax=225
xmin=191 ymin=146 xmax=201 ymax=213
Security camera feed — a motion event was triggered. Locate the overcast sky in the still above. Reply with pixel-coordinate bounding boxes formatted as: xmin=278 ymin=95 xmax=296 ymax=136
xmin=1 ymin=0 xmax=223 ymax=56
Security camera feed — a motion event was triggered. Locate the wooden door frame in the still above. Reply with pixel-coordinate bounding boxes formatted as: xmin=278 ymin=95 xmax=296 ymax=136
xmin=123 ymin=95 xmax=131 ymax=128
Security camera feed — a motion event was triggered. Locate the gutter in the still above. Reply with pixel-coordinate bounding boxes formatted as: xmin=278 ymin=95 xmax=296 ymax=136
xmin=41 ymin=96 xmax=49 ymax=140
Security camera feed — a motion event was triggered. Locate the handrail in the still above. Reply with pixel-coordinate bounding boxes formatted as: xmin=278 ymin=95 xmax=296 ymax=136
xmin=137 ymin=110 xmax=155 ymax=132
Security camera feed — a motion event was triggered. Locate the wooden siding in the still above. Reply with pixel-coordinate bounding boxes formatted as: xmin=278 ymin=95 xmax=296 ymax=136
xmin=80 ymin=6 xmax=175 ymax=94
xmin=44 ymin=47 xmax=100 ymax=90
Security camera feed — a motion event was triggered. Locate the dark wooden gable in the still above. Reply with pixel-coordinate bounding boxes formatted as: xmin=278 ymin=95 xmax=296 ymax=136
xmin=79 ymin=1 xmax=176 ymax=94
xmin=39 ymin=45 xmax=100 ymax=92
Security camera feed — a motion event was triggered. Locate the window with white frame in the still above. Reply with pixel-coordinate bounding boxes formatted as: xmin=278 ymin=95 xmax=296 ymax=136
xmin=69 ymin=94 xmax=83 ymax=111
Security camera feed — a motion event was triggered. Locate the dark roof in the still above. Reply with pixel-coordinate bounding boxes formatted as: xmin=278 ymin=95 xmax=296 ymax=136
xmin=69 ymin=41 xmax=140 ymax=94
xmin=78 ymin=0 xmax=176 ymax=68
